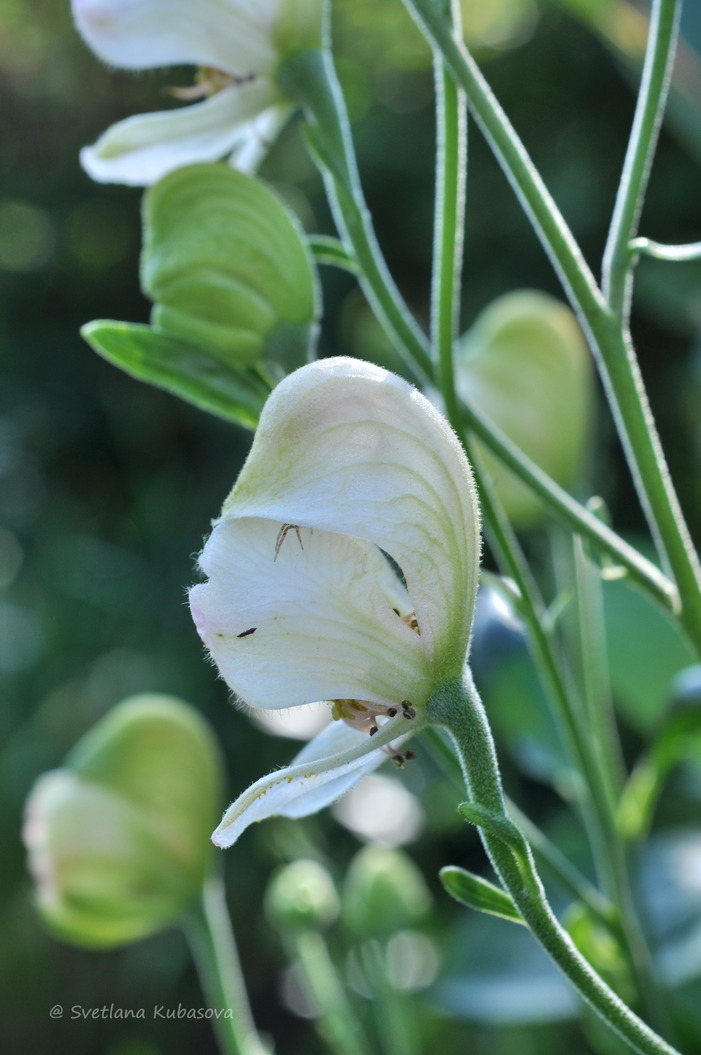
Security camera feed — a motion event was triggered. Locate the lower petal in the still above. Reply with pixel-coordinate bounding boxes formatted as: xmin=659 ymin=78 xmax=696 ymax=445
xmin=212 ymin=718 xmax=415 ymax=848
xmin=80 ymin=80 xmax=281 ymax=186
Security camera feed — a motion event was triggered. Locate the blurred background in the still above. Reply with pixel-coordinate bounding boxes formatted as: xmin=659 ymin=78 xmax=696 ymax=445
xmin=2 ymin=0 xmax=701 ymax=1052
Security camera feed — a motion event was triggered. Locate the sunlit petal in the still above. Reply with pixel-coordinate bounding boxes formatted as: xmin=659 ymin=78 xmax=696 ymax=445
xmin=80 ymin=82 xmax=280 ymax=186
xmin=72 ymin=0 xmax=278 ymax=76
xmin=222 ymin=358 xmax=481 ymax=678
xmin=190 ymin=517 xmax=431 ymax=710
xmin=212 ymin=717 xmax=415 ymax=848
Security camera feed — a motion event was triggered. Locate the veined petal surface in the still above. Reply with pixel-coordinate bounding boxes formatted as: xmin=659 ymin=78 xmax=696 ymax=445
xmin=80 ymin=82 xmax=280 ymax=186
xmin=72 ymin=0 xmax=279 ymax=76
xmin=212 ymin=718 xmax=413 ymax=848
xmin=190 ymin=517 xmax=431 ymax=710
xmin=223 ymin=358 xmax=481 ymax=678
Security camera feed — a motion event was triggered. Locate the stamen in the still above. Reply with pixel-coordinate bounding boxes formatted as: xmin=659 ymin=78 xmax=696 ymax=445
xmin=165 ymin=67 xmax=257 ymax=101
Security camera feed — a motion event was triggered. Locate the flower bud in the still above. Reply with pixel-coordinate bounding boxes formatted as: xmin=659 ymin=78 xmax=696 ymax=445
xmin=456 ymin=290 xmax=592 ymax=528
xmin=84 ymin=164 xmax=319 ymax=427
xmin=23 ymin=694 xmax=223 ymax=948
xmin=265 ymin=859 xmax=340 ymax=932
xmin=342 ymin=846 xmax=431 ymax=939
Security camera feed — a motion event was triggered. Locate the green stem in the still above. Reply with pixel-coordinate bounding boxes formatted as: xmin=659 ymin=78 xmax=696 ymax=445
xmin=362 ymin=940 xmax=422 ymax=1055
xmin=184 ymin=875 xmax=270 ymax=1055
xmin=424 ymin=727 xmax=615 ymax=926
xmin=431 ymin=17 xmax=466 ymax=402
xmin=401 ymin=0 xmax=701 ymax=657
xmin=602 ymin=0 xmax=682 ymax=318
xmin=630 ymin=238 xmax=701 ymax=262
xmin=430 ymin=140 xmax=663 ymax=1011
xmin=278 ymin=49 xmax=433 ymax=384
xmin=573 ymin=536 xmax=626 ymax=804
xmin=427 ymin=674 xmax=680 ymax=1055
xmin=461 ymin=399 xmax=677 ymax=614
xmin=291 ymin=929 xmax=371 ymax=1055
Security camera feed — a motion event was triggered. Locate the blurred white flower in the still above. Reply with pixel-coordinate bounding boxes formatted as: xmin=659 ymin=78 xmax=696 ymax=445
xmin=189 ymin=357 xmax=481 ymax=846
xmin=72 ymin=0 xmax=323 ymax=185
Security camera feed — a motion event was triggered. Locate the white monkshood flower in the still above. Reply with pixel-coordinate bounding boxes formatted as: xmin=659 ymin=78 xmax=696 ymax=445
xmin=189 ymin=357 xmax=481 ymax=847
xmin=72 ymin=0 xmax=323 ymax=185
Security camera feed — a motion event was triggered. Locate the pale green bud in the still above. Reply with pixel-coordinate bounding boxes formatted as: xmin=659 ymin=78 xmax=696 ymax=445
xmin=143 ymin=164 xmax=318 ymax=373
xmin=23 ymin=694 xmax=223 ymax=949
xmin=456 ymin=290 xmax=593 ymax=528
xmin=84 ymin=164 xmax=319 ymax=429
xmin=342 ymin=847 xmax=431 ymax=938
xmin=265 ymin=859 xmax=339 ymax=931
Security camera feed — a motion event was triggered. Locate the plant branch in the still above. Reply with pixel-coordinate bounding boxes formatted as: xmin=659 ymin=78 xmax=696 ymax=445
xmin=602 ymin=0 xmax=683 ymax=318
xmin=401 ymin=0 xmax=701 ymax=657
xmin=428 ymin=674 xmax=680 ymax=1055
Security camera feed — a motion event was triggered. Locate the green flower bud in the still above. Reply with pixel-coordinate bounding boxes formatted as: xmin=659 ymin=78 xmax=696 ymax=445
xmin=264 ymin=859 xmax=339 ymax=931
xmin=342 ymin=847 xmax=431 ymax=939
xmin=456 ymin=290 xmax=593 ymax=528
xmin=84 ymin=164 xmax=319 ymax=429
xmin=23 ymin=694 xmax=223 ymax=949
xmin=143 ymin=164 xmax=318 ymax=373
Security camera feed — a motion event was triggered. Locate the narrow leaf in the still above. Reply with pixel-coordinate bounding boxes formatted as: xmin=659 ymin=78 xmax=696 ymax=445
xmin=83 ymin=320 xmax=268 ymax=429
xmin=440 ymin=865 xmax=523 ymax=923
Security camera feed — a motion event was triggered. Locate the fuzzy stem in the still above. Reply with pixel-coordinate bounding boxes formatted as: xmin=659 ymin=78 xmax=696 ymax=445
xmin=602 ymin=0 xmax=682 ymax=319
xmin=428 ymin=674 xmax=679 ymax=1055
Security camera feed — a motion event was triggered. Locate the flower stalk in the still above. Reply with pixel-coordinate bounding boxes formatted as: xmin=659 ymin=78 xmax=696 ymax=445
xmin=185 ymin=874 xmax=270 ymax=1055
xmin=427 ymin=674 xmax=680 ymax=1055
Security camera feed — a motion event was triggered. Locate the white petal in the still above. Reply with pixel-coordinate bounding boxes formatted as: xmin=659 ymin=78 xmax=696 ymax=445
xmin=226 ymin=105 xmax=290 ymax=174
xmin=72 ymin=0 xmax=278 ymax=77
xmin=212 ymin=717 xmax=415 ymax=848
xmin=80 ymin=82 xmax=281 ymax=186
xmin=223 ymin=358 xmax=481 ymax=678
xmin=190 ymin=517 xmax=431 ymax=710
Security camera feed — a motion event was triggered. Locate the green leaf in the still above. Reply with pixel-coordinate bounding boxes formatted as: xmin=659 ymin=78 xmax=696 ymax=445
xmin=83 ymin=320 xmax=268 ymax=429
xmin=603 ymin=573 xmax=697 ymax=734
xmin=440 ymin=865 xmax=523 ymax=923
xmin=142 ymin=163 xmax=319 ymax=370
xmin=618 ymin=665 xmax=701 ymax=840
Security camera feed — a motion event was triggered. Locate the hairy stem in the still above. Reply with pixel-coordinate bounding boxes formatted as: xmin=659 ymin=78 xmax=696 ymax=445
xmin=428 ymin=675 xmax=679 ymax=1055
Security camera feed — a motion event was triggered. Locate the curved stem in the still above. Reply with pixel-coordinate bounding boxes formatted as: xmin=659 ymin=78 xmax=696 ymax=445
xmin=424 ymin=726 xmax=615 ymax=926
xmin=428 ymin=674 xmax=680 ymax=1055
xmin=602 ymin=0 xmax=682 ymax=318
xmin=278 ymin=49 xmax=433 ymax=384
xmin=460 ymin=399 xmax=677 ymax=613
xmin=184 ymin=874 xmax=270 ymax=1055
